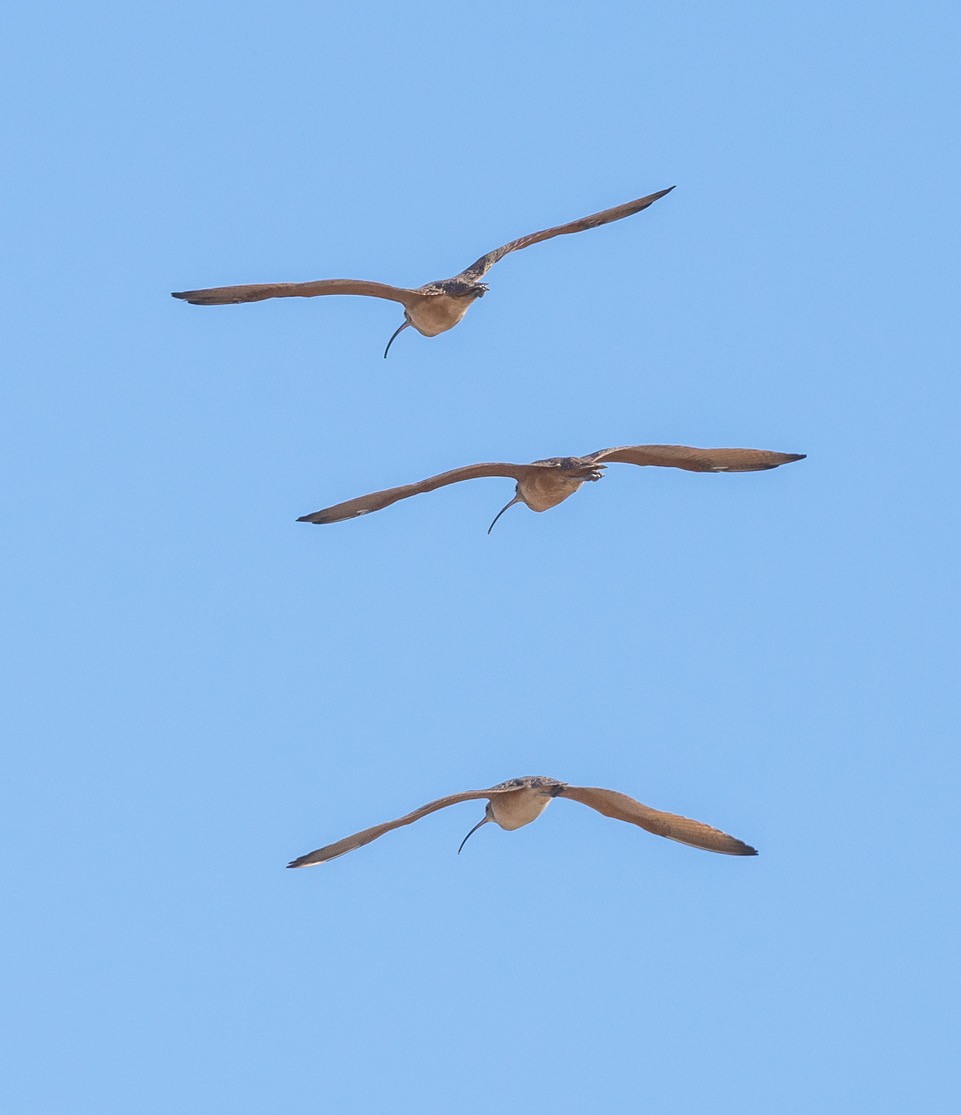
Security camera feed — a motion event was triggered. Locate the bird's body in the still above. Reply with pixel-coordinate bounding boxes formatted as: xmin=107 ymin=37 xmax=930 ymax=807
xmin=296 ymin=444 xmax=806 ymax=531
xmin=171 ymin=187 xmax=674 ymax=355
xmin=286 ymin=774 xmax=758 ymax=868
xmin=483 ymin=776 xmax=559 ymax=829
xmin=399 ymin=280 xmax=488 ymax=337
xmin=512 ymin=457 xmax=605 ymax=512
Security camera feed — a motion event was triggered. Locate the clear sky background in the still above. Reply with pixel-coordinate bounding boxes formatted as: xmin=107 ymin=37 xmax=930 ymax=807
xmin=4 ymin=2 xmax=959 ymax=1111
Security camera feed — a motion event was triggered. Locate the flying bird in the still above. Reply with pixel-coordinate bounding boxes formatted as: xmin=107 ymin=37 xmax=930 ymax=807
xmin=171 ymin=186 xmax=674 ymax=357
xmin=286 ymin=775 xmax=757 ymax=867
xmin=297 ymin=444 xmax=806 ymax=532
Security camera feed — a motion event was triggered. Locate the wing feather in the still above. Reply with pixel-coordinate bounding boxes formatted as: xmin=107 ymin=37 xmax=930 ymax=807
xmin=171 ymin=279 xmax=418 ymax=306
xmin=287 ymin=785 xmax=513 ymax=867
xmin=297 ymin=462 xmax=537 ymax=524
xmin=457 ymin=186 xmax=675 ymax=282
xmin=586 ymin=444 xmax=806 ymax=472
xmin=558 ymin=785 xmax=757 ymax=856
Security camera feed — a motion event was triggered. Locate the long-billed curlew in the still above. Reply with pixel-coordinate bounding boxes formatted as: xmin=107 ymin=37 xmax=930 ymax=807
xmin=171 ymin=187 xmax=674 ymax=357
xmin=296 ymin=444 xmax=805 ymax=532
xmin=286 ymin=775 xmax=757 ymax=867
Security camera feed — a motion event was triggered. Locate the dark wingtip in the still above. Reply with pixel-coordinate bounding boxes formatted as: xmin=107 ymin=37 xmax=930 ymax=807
xmin=296 ymin=513 xmax=326 ymax=524
xmin=286 ymin=855 xmax=315 ymax=868
xmin=171 ymin=291 xmax=187 ymax=299
xmin=765 ymin=452 xmax=805 ymax=470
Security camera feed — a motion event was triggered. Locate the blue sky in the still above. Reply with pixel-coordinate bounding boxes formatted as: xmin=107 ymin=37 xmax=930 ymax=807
xmin=4 ymin=2 xmax=959 ymax=1110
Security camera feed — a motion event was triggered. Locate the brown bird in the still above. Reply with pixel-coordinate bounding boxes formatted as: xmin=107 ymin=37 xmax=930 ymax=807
xmin=297 ymin=444 xmax=806 ymax=532
xmin=286 ymin=775 xmax=757 ymax=867
xmin=171 ymin=186 xmax=674 ymax=357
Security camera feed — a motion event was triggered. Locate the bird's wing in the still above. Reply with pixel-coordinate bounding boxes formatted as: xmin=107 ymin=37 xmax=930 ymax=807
xmin=557 ymin=785 xmax=758 ymax=856
xmin=287 ymin=786 xmax=511 ymax=867
xmin=297 ymin=462 xmax=538 ymax=524
xmin=171 ymin=279 xmax=419 ymax=307
xmin=456 ymin=186 xmax=675 ymax=282
xmin=585 ymin=444 xmax=806 ymax=473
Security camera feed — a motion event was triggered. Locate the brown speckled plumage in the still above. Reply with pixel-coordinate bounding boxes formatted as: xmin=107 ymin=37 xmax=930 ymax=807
xmin=296 ymin=443 xmax=806 ymax=530
xmin=172 ymin=187 xmax=674 ymax=356
xmin=286 ymin=774 xmax=758 ymax=868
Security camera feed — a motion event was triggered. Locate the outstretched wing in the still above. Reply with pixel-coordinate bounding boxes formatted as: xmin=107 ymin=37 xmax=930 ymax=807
xmin=297 ymin=462 xmax=537 ymax=525
xmin=456 ymin=186 xmax=675 ymax=283
xmin=171 ymin=278 xmax=419 ymax=307
xmin=287 ymin=786 xmax=507 ymax=867
xmin=586 ymin=444 xmax=806 ymax=473
xmin=558 ymin=786 xmax=757 ymax=855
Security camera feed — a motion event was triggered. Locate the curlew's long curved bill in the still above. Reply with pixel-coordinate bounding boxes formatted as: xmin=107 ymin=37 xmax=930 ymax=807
xmin=383 ymin=319 xmax=411 ymax=358
xmin=457 ymin=185 xmax=676 ymax=282
xmin=557 ymin=785 xmax=757 ymax=855
xmin=486 ymin=494 xmax=523 ymax=534
xmin=171 ymin=278 xmax=419 ymax=307
xmin=457 ymin=815 xmax=490 ymax=855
